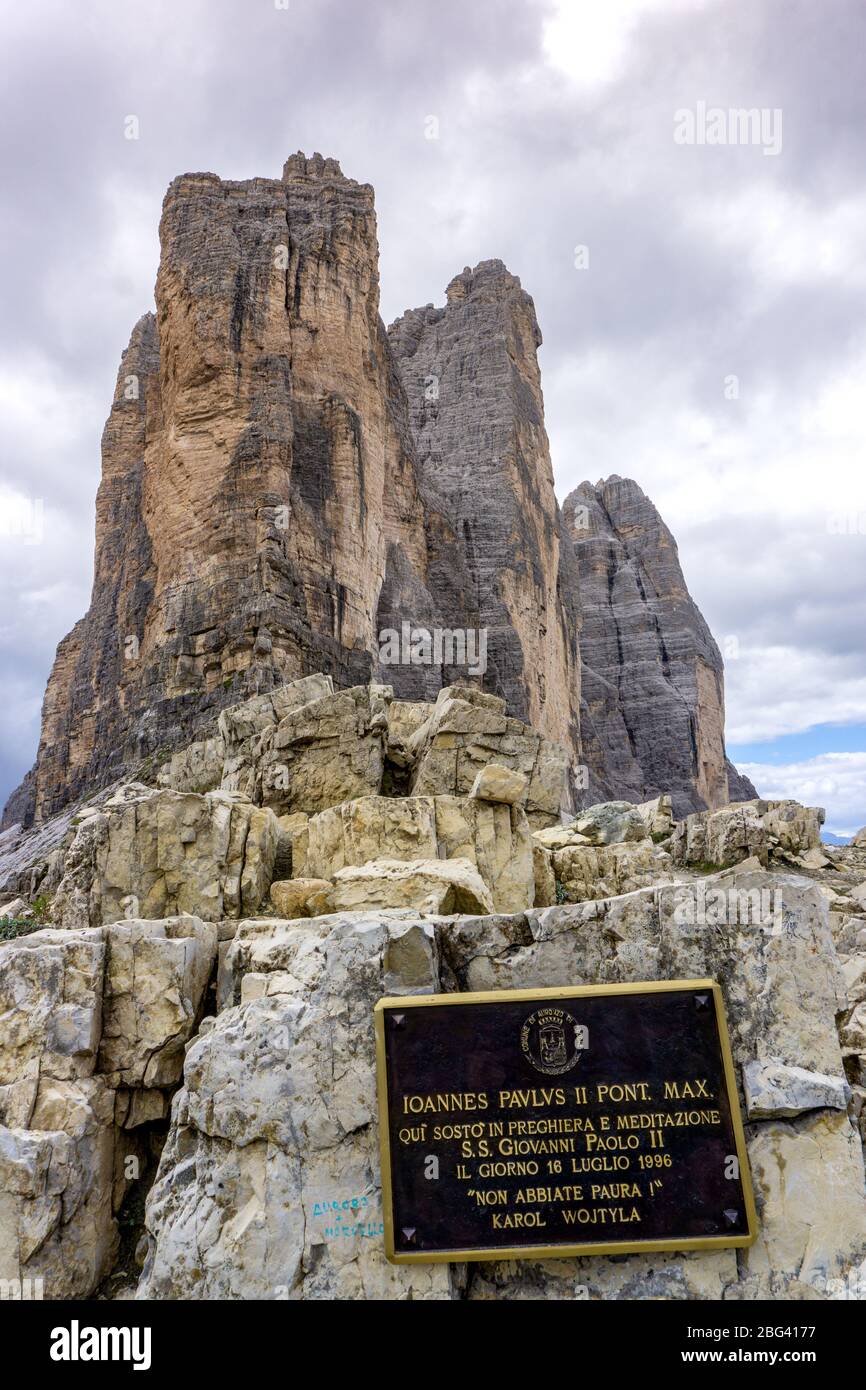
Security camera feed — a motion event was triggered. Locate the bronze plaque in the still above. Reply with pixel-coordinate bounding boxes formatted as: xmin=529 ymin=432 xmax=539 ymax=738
xmin=375 ymin=979 xmax=757 ymax=1263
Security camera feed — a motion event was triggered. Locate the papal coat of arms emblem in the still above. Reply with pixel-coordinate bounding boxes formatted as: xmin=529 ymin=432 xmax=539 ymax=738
xmin=520 ymin=1007 xmax=589 ymax=1075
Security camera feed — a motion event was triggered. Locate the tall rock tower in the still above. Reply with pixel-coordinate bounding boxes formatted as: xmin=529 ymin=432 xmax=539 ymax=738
xmin=389 ymin=260 xmax=581 ymax=753
xmin=564 ymin=475 xmax=755 ymax=817
xmin=4 ymin=160 xmax=581 ymax=826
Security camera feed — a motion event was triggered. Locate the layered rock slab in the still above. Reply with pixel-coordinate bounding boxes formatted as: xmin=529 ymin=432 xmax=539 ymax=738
xmin=0 ymin=915 xmax=216 ymax=1298
xmin=138 ymin=914 xmax=456 ymax=1300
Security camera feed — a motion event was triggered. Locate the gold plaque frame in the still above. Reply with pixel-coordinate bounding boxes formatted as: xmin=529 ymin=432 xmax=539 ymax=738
xmin=374 ymin=978 xmax=758 ymax=1264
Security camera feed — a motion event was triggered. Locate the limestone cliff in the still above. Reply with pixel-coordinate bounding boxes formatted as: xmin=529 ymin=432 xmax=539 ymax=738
xmin=564 ymin=475 xmax=756 ymax=818
xmin=388 ymin=260 xmax=581 ymax=751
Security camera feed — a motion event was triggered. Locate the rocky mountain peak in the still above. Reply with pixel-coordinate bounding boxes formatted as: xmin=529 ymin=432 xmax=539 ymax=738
xmin=281 ymin=150 xmax=348 ymax=182
xmin=3 ymin=156 xmax=750 ymax=830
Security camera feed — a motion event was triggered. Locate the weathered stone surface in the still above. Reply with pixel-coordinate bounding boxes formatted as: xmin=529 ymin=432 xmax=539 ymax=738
xmin=551 ymin=840 xmax=674 ymax=903
xmin=389 ymin=260 xmax=581 ymax=752
xmin=853 ymin=827 xmax=866 ymax=848
xmin=468 ymin=1250 xmax=738 ymax=1301
xmin=269 ymin=878 xmax=333 ymax=919
xmin=157 ymin=737 xmax=225 ymax=795
xmin=672 ymin=800 xmax=825 ymax=870
xmin=330 ymin=857 xmax=493 ymax=915
xmin=384 ymin=699 xmax=432 ymax=771
xmin=257 ymin=687 xmax=385 ymax=816
xmin=469 ymin=763 xmax=528 ymax=805
xmin=0 ymin=1076 xmax=118 ymax=1299
xmin=433 ymin=796 xmax=534 ymax=914
xmin=409 ymin=688 xmax=572 ymax=828
xmin=0 ymin=927 xmax=106 ymax=1094
xmin=139 ymin=868 xmax=864 ymax=1301
xmin=743 ymin=1060 xmax=852 ymax=1119
xmin=439 ymin=871 xmax=846 ymax=1081
xmin=138 ymin=913 xmax=456 ymax=1299
xmin=532 ymin=844 xmax=557 ymax=908
xmin=300 ymin=792 xmax=533 ymax=915
xmin=0 ymin=897 xmax=31 ymax=920
xmin=563 ymin=476 xmax=755 ymax=817
xmin=302 ymin=795 xmax=438 ymax=879
xmin=52 ymin=787 xmax=280 ymax=927
xmin=0 ymin=805 xmax=79 ymax=900
xmin=741 ymin=1112 xmax=866 ymax=1295
xmin=97 ymin=917 xmax=217 ymax=1089
xmin=636 ymin=793 xmax=674 ymax=839
xmin=572 ymin=800 xmax=649 ymax=846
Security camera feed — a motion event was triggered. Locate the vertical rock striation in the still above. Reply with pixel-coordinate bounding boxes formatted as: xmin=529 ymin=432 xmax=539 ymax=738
xmin=8 ymin=156 xmax=448 ymax=826
xmin=388 ymin=260 xmax=581 ymax=753
xmin=564 ymin=475 xmax=755 ymax=817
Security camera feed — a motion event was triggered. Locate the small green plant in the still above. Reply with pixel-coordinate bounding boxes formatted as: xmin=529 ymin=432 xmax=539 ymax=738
xmin=555 ymin=880 xmax=569 ymax=905
xmin=0 ymin=916 xmax=41 ymax=941
xmin=31 ymin=894 xmax=52 ymax=923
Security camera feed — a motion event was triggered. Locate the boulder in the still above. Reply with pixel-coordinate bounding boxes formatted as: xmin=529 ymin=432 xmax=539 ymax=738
xmin=469 ymin=763 xmax=528 ymax=805
xmin=671 ymin=799 xmax=824 ymax=870
xmin=636 ymin=793 xmax=674 ymax=839
xmin=408 ymin=687 xmax=571 ymax=828
xmin=743 ymin=1060 xmax=851 ymax=1119
xmin=0 ymin=897 xmax=31 ymax=920
xmin=330 ymin=857 xmax=493 ymax=915
xmin=433 ymin=796 xmax=534 ymax=914
xmin=157 ymin=737 xmax=225 ymax=795
xmin=0 ymin=1076 xmax=118 ymax=1300
xmin=257 ymin=687 xmax=385 ymax=817
xmin=303 ymin=795 xmax=438 ymax=879
xmin=571 ymin=800 xmax=649 ymax=846
xmin=741 ymin=1112 xmax=866 ymax=1296
xmin=551 ymin=840 xmax=674 ymax=903
xmin=0 ymin=928 xmax=106 ymax=1096
xmin=269 ymin=879 xmax=334 ymax=919
xmin=302 ymin=793 xmax=534 ymax=915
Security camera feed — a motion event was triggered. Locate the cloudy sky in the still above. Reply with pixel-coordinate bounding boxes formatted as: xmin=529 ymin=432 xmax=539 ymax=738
xmin=1 ymin=0 xmax=864 ymax=834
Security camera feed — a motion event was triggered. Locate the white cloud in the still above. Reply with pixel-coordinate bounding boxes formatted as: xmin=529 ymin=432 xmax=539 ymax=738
xmin=680 ymin=187 xmax=866 ymax=292
xmin=541 ymin=0 xmax=708 ymax=88
xmin=724 ymin=647 xmax=866 ymax=744
xmin=740 ymin=752 xmax=866 ymax=837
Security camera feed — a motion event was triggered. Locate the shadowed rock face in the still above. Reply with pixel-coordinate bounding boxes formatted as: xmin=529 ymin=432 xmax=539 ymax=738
xmin=388 ymin=260 xmax=581 ymax=752
xmin=564 ymin=475 xmax=756 ymax=818
xmin=3 ymin=157 xmax=582 ymax=828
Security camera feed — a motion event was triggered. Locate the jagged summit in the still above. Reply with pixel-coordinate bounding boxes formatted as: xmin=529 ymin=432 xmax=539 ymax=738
xmin=282 ymin=150 xmax=346 ymax=181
